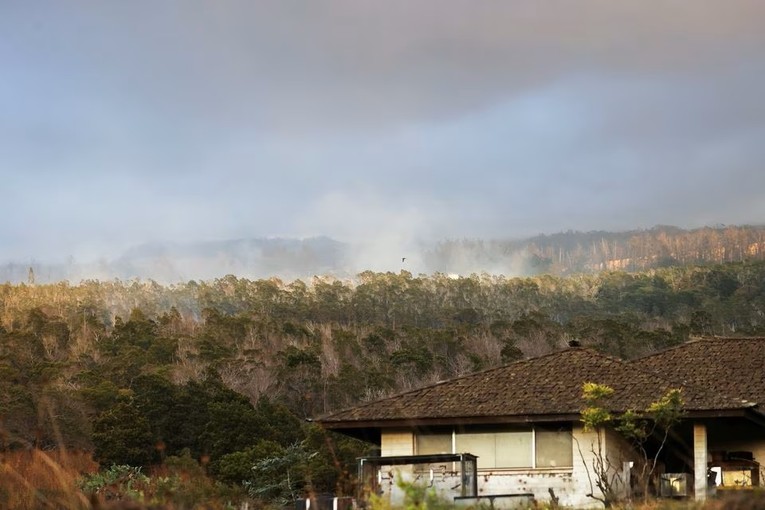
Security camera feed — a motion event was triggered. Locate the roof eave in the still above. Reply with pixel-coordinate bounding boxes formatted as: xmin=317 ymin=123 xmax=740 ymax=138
xmin=318 ymin=413 xmax=583 ymax=431
xmin=320 ymin=407 xmax=765 ymax=433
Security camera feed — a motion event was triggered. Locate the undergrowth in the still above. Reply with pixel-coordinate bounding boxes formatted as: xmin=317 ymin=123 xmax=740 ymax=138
xmin=3 ymin=450 xmax=765 ymax=510
xmin=0 ymin=448 xmax=251 ymax=510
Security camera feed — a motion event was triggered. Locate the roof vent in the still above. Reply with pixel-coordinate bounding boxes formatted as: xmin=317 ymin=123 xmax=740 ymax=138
xmin=568 ymin=339 xmax=581 ymax=348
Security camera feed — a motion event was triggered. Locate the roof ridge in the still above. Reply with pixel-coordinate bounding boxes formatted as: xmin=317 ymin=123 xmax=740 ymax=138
xmin=629 ymin=337 xmax=708 ymax=362
xmin=630 ymin=336 xmax=765 ymax=363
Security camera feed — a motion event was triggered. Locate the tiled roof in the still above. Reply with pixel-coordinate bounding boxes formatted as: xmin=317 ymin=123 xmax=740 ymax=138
xmin=318 ymin=347 xmax=752 ymax=427
xmin=631 ymin=337 xmax=765 ymax=407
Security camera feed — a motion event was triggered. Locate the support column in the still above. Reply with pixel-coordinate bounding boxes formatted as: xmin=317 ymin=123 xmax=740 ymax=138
xmin=693 ymin=423 xmax=707 ymax=501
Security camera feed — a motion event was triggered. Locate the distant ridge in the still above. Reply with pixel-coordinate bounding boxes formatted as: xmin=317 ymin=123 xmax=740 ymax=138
xmin=3 ymin=225 xmax=765 ymax=284
xmin=424 ymin=224 xmax=765 ymax=276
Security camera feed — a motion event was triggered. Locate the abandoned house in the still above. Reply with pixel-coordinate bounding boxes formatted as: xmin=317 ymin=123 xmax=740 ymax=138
xmin=316 ymin=337 xmax=765 ymax=508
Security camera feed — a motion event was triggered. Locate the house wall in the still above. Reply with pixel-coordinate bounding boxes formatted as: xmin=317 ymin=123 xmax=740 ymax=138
xmin=604 ymin=427 xmax=638 ymax=500
xmin=381 ymin=429 xmax=414 ymax=456
xmin=377 ymin=462 xmax=466 ymax=507
xmin=378 ymin=425 xmax=629 ymax=509
xmin=378 ymin=429 xmax=416 ymax=507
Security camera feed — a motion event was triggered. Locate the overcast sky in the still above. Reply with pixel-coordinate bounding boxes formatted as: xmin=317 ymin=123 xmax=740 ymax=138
xmin=3 ymin=1 xmax=765 ymax=264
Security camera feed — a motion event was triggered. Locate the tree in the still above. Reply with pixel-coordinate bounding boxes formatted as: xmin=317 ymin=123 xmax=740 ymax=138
xmin=244 ymin=442 xmax=315 ymax=505
xmin=92 ymin=397 xmax=154 ymax=467
xmin=580 ymin=383 xmax=684 ymax=506
xmin=616 ymin=390 xmax=684 ymax=502
xmin=580 ymin=383 xmax=621 ymax=507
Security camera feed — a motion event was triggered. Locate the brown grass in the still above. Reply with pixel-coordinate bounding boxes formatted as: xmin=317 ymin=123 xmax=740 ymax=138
xmin=0 ymin=448 xmax=97 ymax=510
xmin=591 ymin=491 xmax=765 ymax=510
xmin=3 ymin=449 xmax=765 ymax=510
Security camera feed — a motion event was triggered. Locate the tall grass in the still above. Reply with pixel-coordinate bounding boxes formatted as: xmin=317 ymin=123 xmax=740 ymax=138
xmin=0 ymin=448 xmax=96 ymax=509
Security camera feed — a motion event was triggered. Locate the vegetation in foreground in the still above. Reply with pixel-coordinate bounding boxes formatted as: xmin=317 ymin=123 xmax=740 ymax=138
xmin=3 ymin=446 xmax=765 ymax=509
xmin=369 ymin=479 xmax=765 ymax=510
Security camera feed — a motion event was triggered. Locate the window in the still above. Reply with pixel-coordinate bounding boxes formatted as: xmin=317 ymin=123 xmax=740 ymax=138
xmin=457 ymin=428 xmax=533 ymax=468
xmin=416 ymin=432 xmax=452 ymax=455
xmin=415 ymin=424 xmax=572 ymax=469
xmin=414 ymin=430 xmax=453 ymax=472
xmin=535 ymin=426 xmax=574 ymax=468
xmin=496 ymin=429 xmax=534 ymax=468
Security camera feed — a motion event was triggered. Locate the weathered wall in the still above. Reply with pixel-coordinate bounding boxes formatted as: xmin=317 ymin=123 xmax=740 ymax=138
xmin=604 ymin=427 xmax=638 ymax=500
xmin=378 ymin=425 xmax=619 ymax=509
xmin=381 ymin=429 xmax=414 ymax=456
xmin=466 ymin=424 xmax=605 ymax=508
xmin=378 ymin=467 xmax=466 ymax=506
xmin=378 ymin=430 xmax=415 ymax=507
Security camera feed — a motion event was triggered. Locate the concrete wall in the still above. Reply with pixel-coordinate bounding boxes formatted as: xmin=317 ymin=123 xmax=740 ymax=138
xmin=378 ymin=465 xmax=465 ymax=507
xmin=604 ymin=427 xmax=638 ymax=500
xmin=694 ymin=423 xmax=708 ymax=500
xmin=377 ymin=425 xmax=633 ymax=509
xmin=381 ymin=429 xmax=414 ymax=456
xmin=378 ymin=430 xmax=415 ymax=507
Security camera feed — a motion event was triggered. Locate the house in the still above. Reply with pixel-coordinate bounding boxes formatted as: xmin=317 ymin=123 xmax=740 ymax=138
xmin=316 ymin=338 xmax=765 ymax=508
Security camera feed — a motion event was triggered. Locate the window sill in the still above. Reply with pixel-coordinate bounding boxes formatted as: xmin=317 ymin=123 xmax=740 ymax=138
xmin=477 ymin=467 xmax=574 ymax=474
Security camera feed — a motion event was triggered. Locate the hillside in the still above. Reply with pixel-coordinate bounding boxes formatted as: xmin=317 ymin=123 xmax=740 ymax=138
xmin=427 ymin=224 xmax=765 ymax=275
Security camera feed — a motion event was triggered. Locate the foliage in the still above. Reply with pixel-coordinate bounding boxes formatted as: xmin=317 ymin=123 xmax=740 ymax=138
xmin=80 ymin=464 xmax=149 ymax=499
xmin=579 ymin=383 xmax=685 ymax=507
xmin=91 ymin=400 xmax=155 ymax=467
xmin=244 ymin=442 xmax=316 ymax=505
xmin=79 ymin=460 xmax=250 ymax=508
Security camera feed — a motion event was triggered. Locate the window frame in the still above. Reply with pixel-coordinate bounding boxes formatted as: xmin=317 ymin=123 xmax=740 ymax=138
xmin=414 ymin=424 xmax=573 ymax=470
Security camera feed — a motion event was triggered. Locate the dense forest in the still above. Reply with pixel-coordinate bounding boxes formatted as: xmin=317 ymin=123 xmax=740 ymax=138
xmin=2 ymin=260 xmax=765 ymax=506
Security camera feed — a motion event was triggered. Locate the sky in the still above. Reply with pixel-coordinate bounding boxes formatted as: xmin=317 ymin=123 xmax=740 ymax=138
xmin=2 ymin=1 xmax=765 ymax=265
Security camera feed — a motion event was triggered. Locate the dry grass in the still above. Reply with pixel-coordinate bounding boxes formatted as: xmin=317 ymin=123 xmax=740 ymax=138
xmin=0 ymin=448 xmax=97 ymax=509
xmin=0 ymin=447 xmax=249 ymax=510
xmin=3 ymin=449 xmax=765 ymax=510
xmin=588 ymin=491 xmax=765 ymax=510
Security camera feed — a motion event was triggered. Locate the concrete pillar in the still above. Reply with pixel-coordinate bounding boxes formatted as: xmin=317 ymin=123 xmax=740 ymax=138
xmin=693 ymin=423 xmax=707 ymax=501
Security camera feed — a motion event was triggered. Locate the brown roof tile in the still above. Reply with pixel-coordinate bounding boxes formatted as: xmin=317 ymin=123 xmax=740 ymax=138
xmin=631 ymin=337 xmax=765 ymax=407
xmin=318 ymin=347 xmax=751 ymax=428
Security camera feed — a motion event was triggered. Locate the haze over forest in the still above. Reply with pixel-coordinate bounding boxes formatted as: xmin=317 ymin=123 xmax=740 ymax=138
xmin=3 ymin=1 xmax=765 ymax=271
xmin=2 ymin=225 xmax=765 ymax=284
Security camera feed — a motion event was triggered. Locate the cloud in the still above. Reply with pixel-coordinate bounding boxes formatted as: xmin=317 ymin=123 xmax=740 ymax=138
xmin=6 ymin=1 xmax=765 ymax=133
xmin=2 ymin=1 xmax=765 ymax=267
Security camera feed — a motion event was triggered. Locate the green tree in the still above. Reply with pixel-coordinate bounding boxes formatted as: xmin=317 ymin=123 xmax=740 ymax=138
xmin=581 ymin=383 xmax=684 ymax=506
xmin=92 ymin=398 xmax=155 ymax=467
